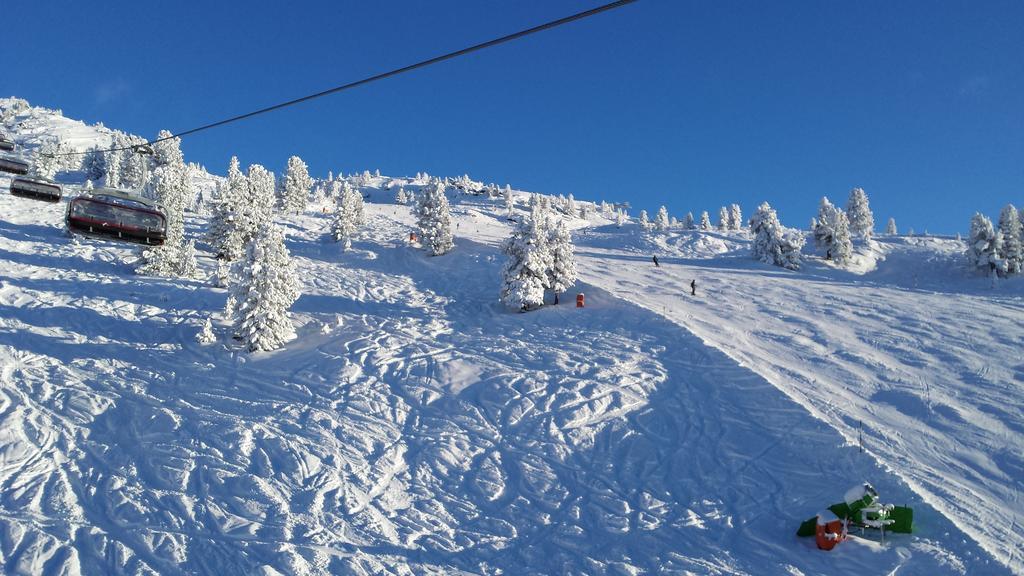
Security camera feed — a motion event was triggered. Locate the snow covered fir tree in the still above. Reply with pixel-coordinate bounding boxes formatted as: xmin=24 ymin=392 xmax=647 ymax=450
xmin=246 ymin=164 xmax=277 ymax=236
xmin=207 ymin=156 xmax=249 ymax=261
xmin=280 ymin=155 xmax=312 ymax=214
xmin=638 ymin=209 xmax=650 ymax=231
xmin=504 ymin=186 xmax=514 ymax=218
xmin=813 ymin=197 xmax=840 ymax=259
xmin=830 ymin=210 xmax=854 ymax=266
xmin=750 ymin=202 xmax=804 ymax=270
xmin=996 ymin=204 xmax=1022 ymax=275
xmin=415 ymin=178 xmax=454 ymax=256
xmin=499 ymin=200 xmax=577 ymax=310
xmin=331 ymin=181 xmax=364 ymax=250
xmin=82 ymin=146 xmax=106 ymax=182
xmin=655 ymin=206 xmax=670 ymax=231
xmin=228 ymin=222 xmax=301 ymax=352
xmin=966 ymin=212 xmax=1002 ymax=278
xmin=729 ymin=204 xmax=743 ymax=231
xmin=845 ymin=187 xmax=875 ymax=239
xmin=500 ymin=203 xmax=551 ymax=311
xmin=564 ymin=193 xmax=577 ymax=216
xmin=31 ymin=140 xmax=59 ymax=181
xmin=699 ymin=210 xmax=712 ymax=230
xmin=546 ymin=218 xmax=577 ymax=304
xmin=196 ymin=317 xmax=216 ymax=344
xmin=115 ymin=132 xmax=148 ymax=191
xmin=954 ymin=204 xmax=1024 ymax=280
xmin=136 ymin=131 xmax=197 ymax=278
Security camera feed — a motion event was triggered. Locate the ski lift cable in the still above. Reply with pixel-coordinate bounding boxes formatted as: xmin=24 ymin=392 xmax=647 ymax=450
xmin=44 ymin=0 xmax=640 ymax=158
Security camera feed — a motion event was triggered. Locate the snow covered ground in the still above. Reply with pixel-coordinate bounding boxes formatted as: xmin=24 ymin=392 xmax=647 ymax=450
xmin=575 ymin=224 xmax=1024 ymax=573
xmin=0 ymin=103 xmax=1020 ymax=574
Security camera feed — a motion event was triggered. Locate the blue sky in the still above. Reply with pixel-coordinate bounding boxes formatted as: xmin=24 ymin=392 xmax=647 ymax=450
xmin=6 ymin=1 xmax=1023 ymax=233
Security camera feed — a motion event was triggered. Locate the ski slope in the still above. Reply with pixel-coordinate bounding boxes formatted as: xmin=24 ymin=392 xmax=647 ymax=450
xmin=0 ymin=102 xmax=1020 ymax=574
xmin=575 ymin=225 xmax=1024 ymax=573
xmin=0 ymin=187 xmax=1014 ymax=575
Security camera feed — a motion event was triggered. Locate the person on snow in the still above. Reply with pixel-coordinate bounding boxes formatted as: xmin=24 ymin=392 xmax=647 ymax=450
xmin=652 ymin=255 xmax=660 ymax=267
xmin=690 ymin=279 xmax=696 ymax=296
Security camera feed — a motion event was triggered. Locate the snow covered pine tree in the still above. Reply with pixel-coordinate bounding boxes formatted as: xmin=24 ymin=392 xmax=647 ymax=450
xmin=246 ymin=164 xmax=277 ymax=238
xmin=546 ymin=217 xmax=577 ymax=304
xmin=655 ymin=206 xmax=670 ymax=231
xmin=729 ymin=204 xmax=743 ymax=231
xmin=638 ymin=210 xmax=650 ymax=231
xmin=331 ymin=182 xmax=363 ymax=250
xmin=566 ymin=194 xmax=577 ymax=216
xmin=500 ymin=204 xmax=551 ymax=311
xmin=750 ymin=202 xmax=805 ymax=270
xmin=207 ymin=181 xmax=233 ymax=259
xmin=997 ymin=204 xmax=1022 ymax=275
xmin=230 ymin=223 xmax=301 ymax=351
xmin=415 ymin=178 xmax=454 ymax=256
xmin=137 ymin=131 xmax=196 ymax=278
xmin=845 ymin=187 xmax=875 ymax=239
xmin=207 ymin=156 xmax=249 ymax=261
xmin=280 ymin=155 xmax=313 ymax=214
xmin=83 ymin=146 xmax=106 ymax=182
xmin=196 ymin=317 xmax=216 ymax=344
xmin=830 ymin=210 xmax=854 ymax=266
xmin=813 ymin=197 xmax=839 ymax=259
xmin=118 ymin=133 xmax=148 ymax=191
xmin=32 ymin=140 xmax=59 ymax=181
xmin=504 ymin=187 xmax=514 ymax=219
xmin=718 ymin=206 xmax=730 ymax=230
xmin=967 ymin=212 xmax=1003 ymax=278
xmin=103 ymin=141 xmax=122 ymax=189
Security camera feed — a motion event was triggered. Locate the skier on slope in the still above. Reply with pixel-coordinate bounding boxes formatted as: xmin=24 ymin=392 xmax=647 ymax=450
xmin=690 ymin=279 xmax=696 ymax=296
xmin=652 ymin=255 xmax=660 ymax=267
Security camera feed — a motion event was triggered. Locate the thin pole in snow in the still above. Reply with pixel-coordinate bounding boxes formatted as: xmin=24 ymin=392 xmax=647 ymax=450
xmin=858 ymin=420 xmax=864 ymax=453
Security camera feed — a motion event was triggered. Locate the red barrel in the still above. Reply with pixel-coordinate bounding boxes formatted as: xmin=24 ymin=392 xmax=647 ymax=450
xmin=815 ymin=512 xmax=846 ymax=551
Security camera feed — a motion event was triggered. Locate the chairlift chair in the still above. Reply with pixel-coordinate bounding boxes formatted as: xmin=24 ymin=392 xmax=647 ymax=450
xmin=66 ymin=188 xmax=167 ymax=245
xmin=0 ymin=156 xmax=30 ymax=175
xmin=0 ymin=137 xmax=14 ymax=152
xmin=10 ymin=177 xmax=62 ymax=202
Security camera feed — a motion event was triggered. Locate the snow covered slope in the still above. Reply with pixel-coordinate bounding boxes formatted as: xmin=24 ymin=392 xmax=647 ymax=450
xmin=576 ymin=225 xmax=1024 ymax=574
xmin=0 ymin=101 xmax=1020 ymax=574
xmin=0 ymin=98 xmax=219 ymax=207
xmin=0 ymin=98 xmax=113 ymax=155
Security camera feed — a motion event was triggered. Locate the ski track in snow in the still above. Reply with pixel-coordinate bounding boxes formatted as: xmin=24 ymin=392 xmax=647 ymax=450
xmin=0 ymin=152 xmax=1019 ymax=572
